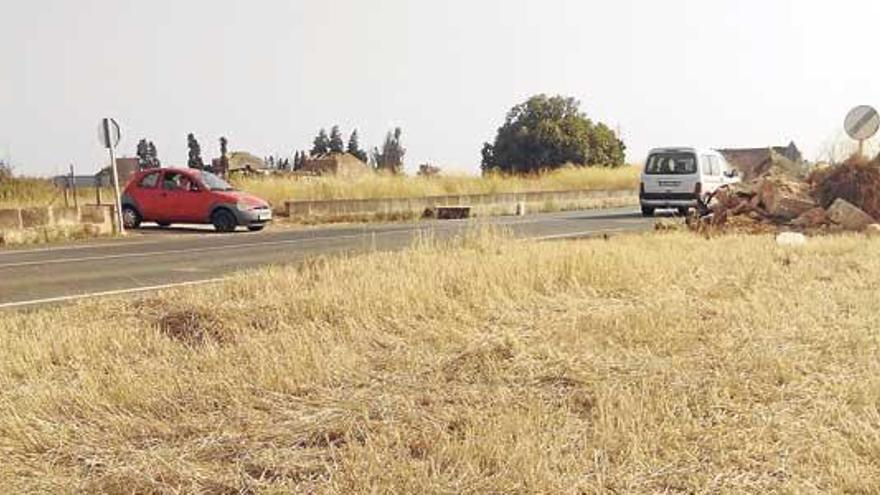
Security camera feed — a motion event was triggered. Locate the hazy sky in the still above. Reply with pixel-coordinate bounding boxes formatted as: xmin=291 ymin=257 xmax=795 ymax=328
xmin=1 ymin=0 xmax=878 ymax=176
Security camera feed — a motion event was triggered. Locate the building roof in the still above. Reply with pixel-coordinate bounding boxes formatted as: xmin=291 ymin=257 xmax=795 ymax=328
xmin=302 ymin=152 xmax=371 ymax=177
xmin=227 ymin=151 xmax=267 ymax=171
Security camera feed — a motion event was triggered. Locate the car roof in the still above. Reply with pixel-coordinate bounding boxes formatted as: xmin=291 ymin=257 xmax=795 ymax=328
xmin=138 ymin=167 xmax=200 ymax=175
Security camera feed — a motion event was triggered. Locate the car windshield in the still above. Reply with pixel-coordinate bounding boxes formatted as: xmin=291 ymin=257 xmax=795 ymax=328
xmin=200 ymin=171 xmax=235 ymax=191
xmin=645 ymin=152 xmax=698 ymax=175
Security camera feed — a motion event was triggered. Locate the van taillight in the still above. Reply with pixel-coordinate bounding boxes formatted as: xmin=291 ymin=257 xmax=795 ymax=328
xmin=694 ymin=182 xmax=702 ymax=196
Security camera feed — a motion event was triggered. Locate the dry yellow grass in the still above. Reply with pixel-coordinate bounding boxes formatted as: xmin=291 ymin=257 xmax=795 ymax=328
xmin=2 ymin=230 xmax=880 ymax=492
xmin=234 ymin=166 xmax=640 ymax=207
xmin=0 ymin=177 xmax=109 ymax=209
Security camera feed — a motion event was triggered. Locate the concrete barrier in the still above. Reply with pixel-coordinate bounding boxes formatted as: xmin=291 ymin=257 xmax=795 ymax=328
xmin=0 ymin=204 xmax=116 ymax=246
xmin=0 ymin=209 xmax=22 ymax=230
xmin=20 ymin=208 xmax=51 ymax=228
xmin=285 ymin=189 xmax=638 ymax=221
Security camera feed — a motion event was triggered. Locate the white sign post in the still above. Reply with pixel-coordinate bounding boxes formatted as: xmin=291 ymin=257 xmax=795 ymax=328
xmin=98 ymin=118 xmax=124 ymax=234
xmin=844 ymin=105 xmax=880 ymax=159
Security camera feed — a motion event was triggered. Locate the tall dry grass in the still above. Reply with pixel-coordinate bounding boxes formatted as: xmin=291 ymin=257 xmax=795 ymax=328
xmin=234 ymin=166 xmax=639 ymax=207
xmin=2 ymin=230 xmax=879 ymax=492
xmin=0 ymin=177 xmax=106 ymax=209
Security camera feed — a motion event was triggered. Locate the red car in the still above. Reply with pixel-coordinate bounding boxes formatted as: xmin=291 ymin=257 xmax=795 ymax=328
xmin=121 ymin=168 xmax=272 ymax=232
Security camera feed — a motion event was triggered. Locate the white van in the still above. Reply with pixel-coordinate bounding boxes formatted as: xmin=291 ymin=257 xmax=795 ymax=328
xmin=639 ymin=147 xmax=740 ymax=216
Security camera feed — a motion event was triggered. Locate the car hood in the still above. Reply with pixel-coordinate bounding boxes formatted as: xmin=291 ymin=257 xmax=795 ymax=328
xmin=218 ymin=191 xmax=270 ymax=208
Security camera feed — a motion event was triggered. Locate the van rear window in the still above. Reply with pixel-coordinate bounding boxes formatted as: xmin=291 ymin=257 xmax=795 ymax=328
xmin=645 ymin=153 xmax=697 ymax=175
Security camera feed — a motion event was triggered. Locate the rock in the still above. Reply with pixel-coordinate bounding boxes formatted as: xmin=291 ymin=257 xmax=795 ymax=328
xmin=792 ymin=207 xmax=829 ymax=228
xmin=776 ymin=232 xmax=807 ymax=247
xmin=865 ymin=224 xmax=880 ymax=238
xmin=759 ymin=177 xmax=816 ymax=220
xmin=827 ymin=198 xmax=876 ymax=231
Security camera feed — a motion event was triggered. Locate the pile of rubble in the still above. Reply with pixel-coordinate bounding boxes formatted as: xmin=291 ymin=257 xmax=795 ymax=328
xmin=691 ymin=155 xmax=880 ymax=234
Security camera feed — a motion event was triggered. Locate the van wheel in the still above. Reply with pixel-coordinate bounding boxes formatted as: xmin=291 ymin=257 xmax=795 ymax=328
xmin=211 ymin=209 xmax=237 ymax=233
xmin=247 ymin=225 xmax=265 ymax=232
xmin=122 ymin=206 xmax=142 ymax=229
xmin=641 ymin=206 xmax=655 ymax=217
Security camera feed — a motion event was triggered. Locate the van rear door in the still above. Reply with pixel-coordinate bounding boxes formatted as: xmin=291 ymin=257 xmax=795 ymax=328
xmin=642 ymin=151 xmax=700 ymax=198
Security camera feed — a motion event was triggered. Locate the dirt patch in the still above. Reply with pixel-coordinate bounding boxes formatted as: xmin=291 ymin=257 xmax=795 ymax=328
xmin=157 ymin=309 xmax=231 ymax=347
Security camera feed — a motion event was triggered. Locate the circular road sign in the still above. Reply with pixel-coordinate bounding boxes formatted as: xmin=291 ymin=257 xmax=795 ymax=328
xmin=97 ymin=118 xmax=121 ymax=149
xmin=844 ymin=105 xmax=880 ymax=141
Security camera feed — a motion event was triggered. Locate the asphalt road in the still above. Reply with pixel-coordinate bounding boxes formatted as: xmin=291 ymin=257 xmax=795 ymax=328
xmin=0 ymin=207 xmax=654 ymax=309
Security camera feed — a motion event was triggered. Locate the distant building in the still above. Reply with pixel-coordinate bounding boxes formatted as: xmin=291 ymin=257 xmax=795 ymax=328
xmin=718 ymin=142 xmax=803 ymax=180
xmin=95 ymin=157 xmax=140 ymax=187
xmin=302 ymin=152 xmax=372 ymax=178
xmin=226 ymin=152 xmax=269 ymax=175
xmin=56 ymin=158 xmax=141 ymax=188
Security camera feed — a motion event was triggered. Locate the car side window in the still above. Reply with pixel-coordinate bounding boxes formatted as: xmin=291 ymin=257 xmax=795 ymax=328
xmin=139 ymin=172 xmax=160 ymax=189
xmin=162 ymin=172 xmax=193 ymax=191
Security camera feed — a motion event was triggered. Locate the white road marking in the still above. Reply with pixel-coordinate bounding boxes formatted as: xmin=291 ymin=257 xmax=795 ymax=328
xmin=0 ymin=229 xmax=412 ymax=269
xmin=0 ymin=278 xmax=227 ymax=310
xmin=0 ymin=210 xmax=649 ymax=309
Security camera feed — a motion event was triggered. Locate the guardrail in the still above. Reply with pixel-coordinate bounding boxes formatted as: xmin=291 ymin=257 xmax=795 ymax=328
xmin=285 ymin=189 xmax=638 ymax=220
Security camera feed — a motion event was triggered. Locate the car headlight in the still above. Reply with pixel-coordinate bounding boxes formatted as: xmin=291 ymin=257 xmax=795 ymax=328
xmin=236 ymin=201 xmax=254 ymax=211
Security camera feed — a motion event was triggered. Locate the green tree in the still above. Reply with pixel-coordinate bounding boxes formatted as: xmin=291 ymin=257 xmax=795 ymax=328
xmin=481 ymin=94 xmax=626 ymax=173
xmin=329 ymin=125 xmax=345 ymax=153
xmin=218 ymin=136 xmax=229 ymax=175
xmin=187 ymin=133 xmax=205 ymax=170
xmin=312 ymin=129 xmax=330 ymax=156
xmin=347 ymin=129 xmax=368 ymax=162
xmin=147 ymin=141 xmax=160 ymax=168
xmin=136 ymin=139 xmax=150 ymax=169
xmin=372 ymin=127 xmax=405 ymax=174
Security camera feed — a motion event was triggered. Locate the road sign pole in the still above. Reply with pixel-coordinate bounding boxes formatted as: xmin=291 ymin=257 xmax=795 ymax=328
xmin=102 ymin=118 xmax=125 ymax=234
xmin=859 ymin=139 xmax=865 ymax=159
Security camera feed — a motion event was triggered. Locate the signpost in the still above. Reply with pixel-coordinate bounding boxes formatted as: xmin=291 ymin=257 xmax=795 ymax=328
xmin=98 ymin=118 xmax=125 ymax=233
xmin=844 ymin=105 xmax=880 ymax=158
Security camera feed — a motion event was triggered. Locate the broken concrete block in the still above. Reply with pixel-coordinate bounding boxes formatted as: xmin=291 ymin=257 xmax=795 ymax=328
xmin=759 ymin=178 xmax=816 ymax=220
xmin=827 ymin=198 xmax=876 ymax=231
xmin=865 ymin=224 xmax=880 ymax=238
xmin=792 ymin=207 xmax=829 ymax=228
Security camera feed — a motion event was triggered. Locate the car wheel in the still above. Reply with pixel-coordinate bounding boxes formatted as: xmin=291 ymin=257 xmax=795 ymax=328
xmin=122 ymin=206 xmax=142 ymax=229
xmin=247 ymin=225 xmax=265 ymax=232
xmin=640 ymin=206 xmax=655 ymax=217
xmin=211 ymin=209 xmax=237 ymax=233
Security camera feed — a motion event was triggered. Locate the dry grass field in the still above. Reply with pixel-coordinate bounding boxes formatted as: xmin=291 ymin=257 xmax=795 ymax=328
xmin=234 ymin=166 xmax=640 ymax=207
xmin=0 ymin=176 xmax=109 ymax=210
xmin=0 ymin=167 xmax=638 ymax=211
xmin=2 ymin=229 xmax=879 ymax=492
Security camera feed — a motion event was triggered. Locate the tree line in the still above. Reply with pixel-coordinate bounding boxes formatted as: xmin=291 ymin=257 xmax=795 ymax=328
xmin=132 ymin=94 xmax=626 ymax=176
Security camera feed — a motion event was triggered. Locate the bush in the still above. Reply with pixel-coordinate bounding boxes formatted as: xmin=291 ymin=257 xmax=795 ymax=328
xmin=481 ymin=94 xmax=626 ymax=173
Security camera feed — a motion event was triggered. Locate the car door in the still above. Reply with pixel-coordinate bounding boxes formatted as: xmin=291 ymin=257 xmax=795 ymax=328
xmin=133 ymin=171 xmax=164 ymax=221
xmin=160 ymin=170 xmax=202 ymax=223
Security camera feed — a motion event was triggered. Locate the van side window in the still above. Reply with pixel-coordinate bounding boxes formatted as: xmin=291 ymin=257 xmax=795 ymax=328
xmin=708 ymin=156 xmax=721 ymax=176
xmin=701 ymin=156 xmax=713 ymax=175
